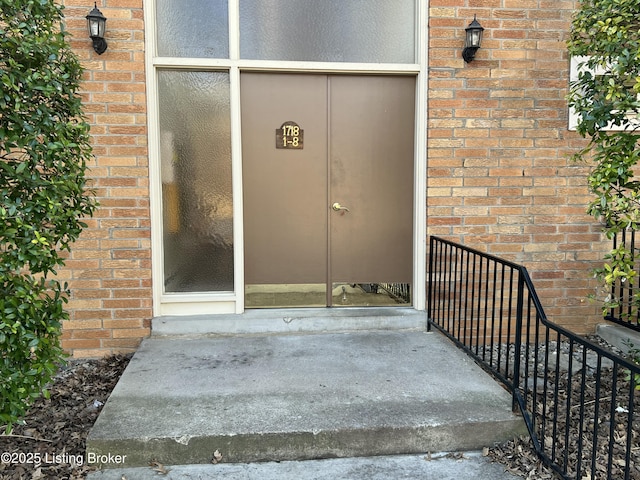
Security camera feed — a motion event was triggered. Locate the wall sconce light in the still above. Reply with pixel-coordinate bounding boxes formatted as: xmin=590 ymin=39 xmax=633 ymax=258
xmin=462 ymin=15 xmax=484 ymax=63
xmin=86 ymin=3 xmax=107 ymax=55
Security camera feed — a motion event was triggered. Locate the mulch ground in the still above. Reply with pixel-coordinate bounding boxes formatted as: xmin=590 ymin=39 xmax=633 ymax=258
xmin=488 ymin=366 xmax=640 ymax=480
xmin=0 ymin=355 xmax=131 ymax=480
xmin=493 ymin=380 xmax=639 ymax=479
xmin=0 ymin=342 xmax=637 ymax=479
xmin=487 ymin=334 xmax=640 ymax=480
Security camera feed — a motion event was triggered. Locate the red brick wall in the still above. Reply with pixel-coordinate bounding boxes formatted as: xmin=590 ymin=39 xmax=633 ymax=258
xmin=427 ymin=0 xmax=607 ymax=333
xmin=61 ymin=0 xmax=151 ymax=357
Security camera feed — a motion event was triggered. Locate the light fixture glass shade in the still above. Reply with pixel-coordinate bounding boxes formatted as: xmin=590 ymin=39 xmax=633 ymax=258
xmin=464 ymin=16 xmax=484 ymax=49
xmin=86 ymin=4 xmax=106 ymax=39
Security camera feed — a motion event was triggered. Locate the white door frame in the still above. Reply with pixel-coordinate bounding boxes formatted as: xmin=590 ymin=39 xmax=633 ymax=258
xmin=144 ymin=1 xmax=429 ymax=317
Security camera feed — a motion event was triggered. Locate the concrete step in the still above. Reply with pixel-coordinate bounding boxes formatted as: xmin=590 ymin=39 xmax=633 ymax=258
xmin=86 ymin=452 xmax=521 ymax=480
xmin=152 ymin=307 xmax=427 ymax=336
xmin=86 ymin=329 xmax=526 ymax=468
xmin=596 ymin=323 xmax=640 ymax=355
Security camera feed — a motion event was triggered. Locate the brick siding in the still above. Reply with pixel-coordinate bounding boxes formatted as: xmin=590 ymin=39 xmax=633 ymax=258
xmin=427 ymin=0 xmax=607 ymax=332
xmin=61 ymin=0 xmax=151 ymax=357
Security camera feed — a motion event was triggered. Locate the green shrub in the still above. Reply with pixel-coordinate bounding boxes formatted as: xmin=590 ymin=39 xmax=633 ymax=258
xmin=568 ymin=0 xmax=640 ymax=319
xmin=0 ymin=0 xmax=97 ymax=432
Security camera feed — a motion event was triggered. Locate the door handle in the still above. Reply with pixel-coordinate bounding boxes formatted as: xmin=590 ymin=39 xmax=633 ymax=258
xmin=332 ymin=202 xmax=350 ymax=212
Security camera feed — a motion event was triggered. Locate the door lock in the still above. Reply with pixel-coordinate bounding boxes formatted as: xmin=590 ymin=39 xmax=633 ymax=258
xmin=332 ymin=202 xmax=350 ymax=212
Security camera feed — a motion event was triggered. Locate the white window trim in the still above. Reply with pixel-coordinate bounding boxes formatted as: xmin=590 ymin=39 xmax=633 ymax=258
xmin=145 ymin=0 xmax=429 ymax=316
xmin=569 ymin=55 xmax=640 ymax=132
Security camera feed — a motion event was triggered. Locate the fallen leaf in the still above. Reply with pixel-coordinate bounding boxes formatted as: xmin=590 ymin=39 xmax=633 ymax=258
xmin=212 ymin=449 xmax=223 ymax=464
xmin=149 ymin=460 xmax=169 ymax=474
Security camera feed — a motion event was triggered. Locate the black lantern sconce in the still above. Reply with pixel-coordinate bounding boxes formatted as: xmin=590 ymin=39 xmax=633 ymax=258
xmin=462 ymin=15 xmax=484 ymax=63
xmin=86 ymin=3 xmax=107 ymax=55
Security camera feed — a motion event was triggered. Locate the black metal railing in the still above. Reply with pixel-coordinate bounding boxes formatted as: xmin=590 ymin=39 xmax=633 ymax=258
xmin=607 ymin=229 xmax=640 ymax=332
xmin=428 ymin=236 xmax=640 ymax=480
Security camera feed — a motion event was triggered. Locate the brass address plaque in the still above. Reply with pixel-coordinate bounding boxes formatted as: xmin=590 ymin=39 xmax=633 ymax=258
xmin=276 ymin=121 xmax=303 ymax=149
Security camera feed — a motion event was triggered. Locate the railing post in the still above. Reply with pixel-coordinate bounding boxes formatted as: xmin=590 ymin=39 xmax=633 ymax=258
xmin=427 ymin=237 xmax=434 ymax=332
xmin=511 ymin=271 xmax=525 ymax=412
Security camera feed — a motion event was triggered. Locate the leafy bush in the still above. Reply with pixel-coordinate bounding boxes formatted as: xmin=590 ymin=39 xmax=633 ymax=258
xmin=0 ymin=0 xmax=97 ymax=432
xmin=568 ymin=0 xmax=640 ymax=318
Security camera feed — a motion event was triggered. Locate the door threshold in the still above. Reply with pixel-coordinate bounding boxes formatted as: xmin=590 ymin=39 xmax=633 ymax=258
xmin=152 ymin=307 xmax=426 ymax=337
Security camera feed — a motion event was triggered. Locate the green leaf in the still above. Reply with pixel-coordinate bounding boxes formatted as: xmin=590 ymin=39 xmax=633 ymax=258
xmin=0 ymin=0 xmax=97 ymax=433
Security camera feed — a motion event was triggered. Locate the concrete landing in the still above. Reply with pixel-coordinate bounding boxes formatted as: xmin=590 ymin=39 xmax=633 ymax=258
xmin=596 ymin=323 xmax=640 ymax=355
xmin=87 ymin=330 xmax=526 ymax=468
xmin=87 ymin=452 xmax=522 ymax=479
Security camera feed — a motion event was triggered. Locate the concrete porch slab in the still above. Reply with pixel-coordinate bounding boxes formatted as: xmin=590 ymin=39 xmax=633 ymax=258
xmin=87 ymin=329 xmax=526 ymax=468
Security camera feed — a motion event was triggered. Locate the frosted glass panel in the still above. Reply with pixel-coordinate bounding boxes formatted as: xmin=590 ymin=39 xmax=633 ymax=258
xmin=156 ymin=0 xmax=228 ymax=58
xmin=240 ymin=0 xmax=415 ymax=63
xmin=158 ymin=71 xmax=233 ymax=292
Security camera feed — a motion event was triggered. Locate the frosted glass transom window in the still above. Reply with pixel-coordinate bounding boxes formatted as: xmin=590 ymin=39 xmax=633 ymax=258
xmin=156 ymin=0 xmax=229 ymax=58
xmin=240 ymin=0 xmax=416 ymax=63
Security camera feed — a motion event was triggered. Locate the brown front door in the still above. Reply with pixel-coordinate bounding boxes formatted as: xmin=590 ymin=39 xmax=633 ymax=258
xmin=241 ymin=73 xmax=414 ymax=307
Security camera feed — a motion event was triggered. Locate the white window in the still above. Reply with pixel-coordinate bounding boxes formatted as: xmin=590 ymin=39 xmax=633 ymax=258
xmin=569 ymin=56 xmax=640 ymax=132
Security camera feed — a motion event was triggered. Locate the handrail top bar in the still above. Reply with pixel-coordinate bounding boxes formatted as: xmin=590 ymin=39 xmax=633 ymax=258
xmin=430 ymin=236 xmax=526 ymax=271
